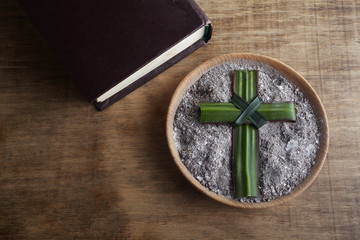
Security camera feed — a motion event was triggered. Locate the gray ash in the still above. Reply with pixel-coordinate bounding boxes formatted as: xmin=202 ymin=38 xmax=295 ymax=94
xmin=173 ymin=59 xmax=322 ymax=202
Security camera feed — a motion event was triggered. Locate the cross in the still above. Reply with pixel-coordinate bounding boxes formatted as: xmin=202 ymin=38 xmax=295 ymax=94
xmin=200 ymin=70 xmax=296 ymax=198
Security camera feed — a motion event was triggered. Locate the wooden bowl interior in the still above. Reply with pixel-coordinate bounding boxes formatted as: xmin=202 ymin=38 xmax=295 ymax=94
xmin=166 ymin=53 xmax=329 ymax=208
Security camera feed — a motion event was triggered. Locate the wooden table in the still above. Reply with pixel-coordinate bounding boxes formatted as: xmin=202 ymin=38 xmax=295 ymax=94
xmin=1 ymin=0 xmax=359 ymax=239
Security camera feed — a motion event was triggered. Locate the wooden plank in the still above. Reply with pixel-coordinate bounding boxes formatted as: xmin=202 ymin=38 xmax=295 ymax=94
xmin=0 ymin=0 xmax=359 ymax=238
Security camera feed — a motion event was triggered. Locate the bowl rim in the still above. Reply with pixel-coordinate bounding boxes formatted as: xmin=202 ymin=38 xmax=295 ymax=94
xmin=166 ymin=53 xmax=329 ymax=208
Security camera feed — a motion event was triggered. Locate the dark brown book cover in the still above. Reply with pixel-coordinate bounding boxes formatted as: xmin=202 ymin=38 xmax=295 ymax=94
xmin=19 ymin=0 xmax=212 ymax=110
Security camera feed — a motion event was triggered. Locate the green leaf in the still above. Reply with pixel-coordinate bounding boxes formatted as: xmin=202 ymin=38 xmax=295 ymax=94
xmin=200 ymin=102 xmax=296 ymax=123
xmin=232 ymin=95 xmax=266 ymax=128
xmin=199 ymin=69 xmax=297 ymax=198
xmin=234 ymin=124 xmax=258 ymax=197
xmin=234 ymin=70 xmax=259 ymax=198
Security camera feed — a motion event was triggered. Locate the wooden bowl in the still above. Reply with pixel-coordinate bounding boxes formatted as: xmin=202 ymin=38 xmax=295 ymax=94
xmin=166 ymin=53 xmax=329 ymax=208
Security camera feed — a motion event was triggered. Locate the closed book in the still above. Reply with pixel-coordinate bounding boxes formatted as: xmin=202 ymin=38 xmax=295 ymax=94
xmin=19 ymin=0 xmax=212 ymax=110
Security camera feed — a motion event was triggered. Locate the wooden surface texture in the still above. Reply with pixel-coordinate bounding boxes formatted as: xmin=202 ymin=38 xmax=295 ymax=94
xmin=1 ymin=0 xmax=359 ymax=239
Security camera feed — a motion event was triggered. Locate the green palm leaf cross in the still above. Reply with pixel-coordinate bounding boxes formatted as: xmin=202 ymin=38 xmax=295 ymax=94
xmin=199 ymin=70 xmax=296 ymax=198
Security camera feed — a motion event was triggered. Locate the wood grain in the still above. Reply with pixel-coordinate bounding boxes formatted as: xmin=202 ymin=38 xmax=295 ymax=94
xmin=1 ymin=0 xmax=359 ymax=239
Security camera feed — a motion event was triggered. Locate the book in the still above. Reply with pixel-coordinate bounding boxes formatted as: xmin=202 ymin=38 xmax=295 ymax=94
xmin=19 ymin=0 xmax=212 ymax=110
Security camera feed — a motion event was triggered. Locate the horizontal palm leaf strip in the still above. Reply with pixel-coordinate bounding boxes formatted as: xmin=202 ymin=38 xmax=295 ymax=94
xmin=200 ymin=102 xmax=296 ymax=123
